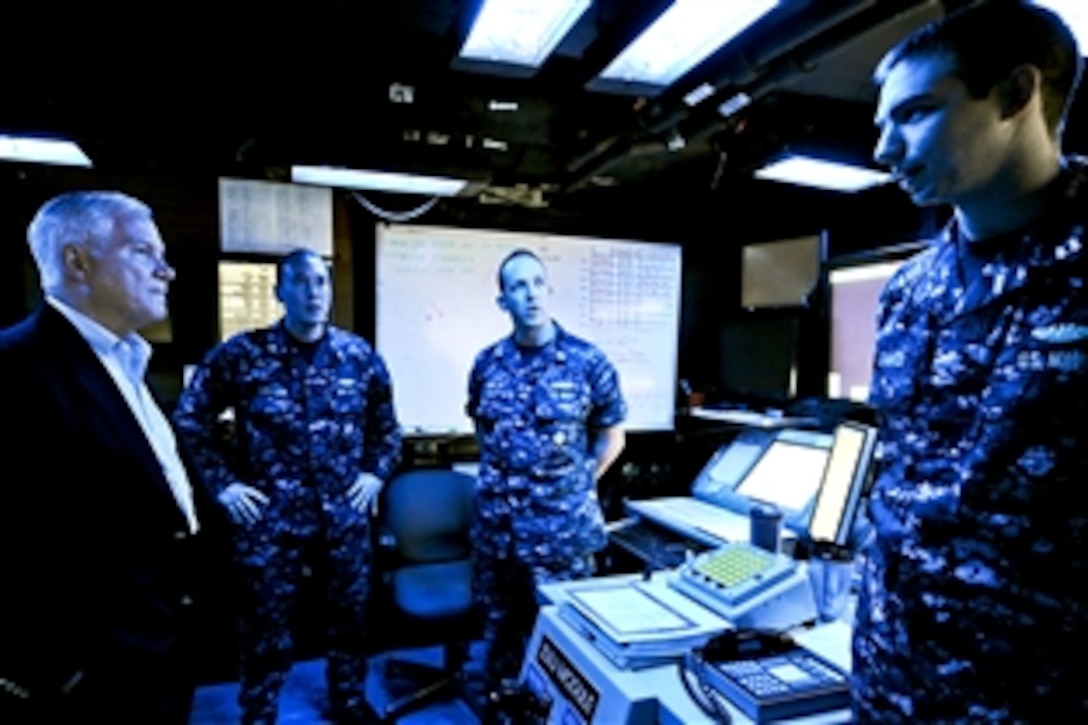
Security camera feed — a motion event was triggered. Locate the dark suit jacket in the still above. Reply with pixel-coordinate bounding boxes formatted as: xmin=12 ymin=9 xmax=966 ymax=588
xmin=0 ymin=305 xmax=218 ymax=710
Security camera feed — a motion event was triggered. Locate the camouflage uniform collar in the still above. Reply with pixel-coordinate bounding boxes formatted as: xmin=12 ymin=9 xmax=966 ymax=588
xmin=498 ymin=321 xmax=569 ymax=362
xmin=940 ymin=156 xmax=1088 ymax=272
xmin=932 ymin=157 xmax=1088 ymax=320
xmin=269 ymin=318 xmax=341 ymax=361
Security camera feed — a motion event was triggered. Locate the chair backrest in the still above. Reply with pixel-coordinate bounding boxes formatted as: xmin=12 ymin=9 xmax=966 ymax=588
xmin=381 ymin=468 xmax=476 ymax=563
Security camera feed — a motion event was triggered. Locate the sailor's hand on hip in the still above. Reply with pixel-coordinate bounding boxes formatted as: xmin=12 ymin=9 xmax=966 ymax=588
xmin=218 ymin=483 xmax=270 ymax=525
xmin=348 ymin=472 xmax=384 ymax=516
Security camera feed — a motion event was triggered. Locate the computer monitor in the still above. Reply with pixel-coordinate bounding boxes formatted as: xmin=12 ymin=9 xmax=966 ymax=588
xmin=827 ymin=254 xmax=910 ymax=401
xmin=806 ymin=421 xmax=878 ymax=548
xmin=691 ymin=428 xmax=833 ymax=533
xmin=734 ymin=439 xmax=830 ymax=514
xmin=741 ymin=235 xmax=821 ymax=309
xmin=717 ymin=315 xmax=800 ymax=405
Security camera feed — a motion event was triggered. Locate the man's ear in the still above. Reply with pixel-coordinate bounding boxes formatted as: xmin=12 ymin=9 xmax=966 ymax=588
xmin=496 ymin=294 xmax=508 ymax=313
xmin=61 ymin=244 xmax=89 ymax=281
xmin=997 ymin=64 xmax=1040 ymax=119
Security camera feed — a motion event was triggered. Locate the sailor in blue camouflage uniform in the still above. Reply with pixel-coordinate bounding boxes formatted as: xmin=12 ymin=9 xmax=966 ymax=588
xmin=174 ymin=249 xmax=401 ymax=724
xmin=467 ymin=248 xmax=626 ymax=708
xmin=855 ymin=3 xmax=1088 ymax=720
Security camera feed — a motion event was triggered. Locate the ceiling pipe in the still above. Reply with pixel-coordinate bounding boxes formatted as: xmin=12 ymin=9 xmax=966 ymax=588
xmin=680 ymin=0 xmax=941 ymax=147
xmin=561 ymin=0 xmax=939 ymax=192
xmin=562 ymin=0 xmax=880 ymax=183
xmin=637 ymin=1 xmax=885 ymax=137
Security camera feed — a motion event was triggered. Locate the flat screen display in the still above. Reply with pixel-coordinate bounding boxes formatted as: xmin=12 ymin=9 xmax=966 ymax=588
xmin=734 ymin=439 xmax=829 ymax=513
xmin=741 ymin=235 xmax=821 ymax=309
xmin=218 ymin=261 xmax=282 ymax=342
xmin=808 ymin=423 xmax=873 ymax=545
xmin=828 ymin=259 xmax=906 ymax=401
xmin=718 ymin=316 xmax=799 ymax=403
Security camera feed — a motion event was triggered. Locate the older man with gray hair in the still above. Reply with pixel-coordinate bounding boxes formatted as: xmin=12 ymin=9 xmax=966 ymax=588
xmin=0 ymin=191 xmax=215 ymax=724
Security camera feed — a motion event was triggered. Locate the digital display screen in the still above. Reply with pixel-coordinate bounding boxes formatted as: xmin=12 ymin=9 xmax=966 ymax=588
xmin=768 ymin=662 xmax=814 ymax=685
xmin=808 ymin=424 xmax=866 ymax=543
xmin=828 ymin=258 xmax=906 ymax=401
xmin=741 ymin=235 xmax=821 ymax=309
xmin=734 ymin=440 xmax=829 ymax=512
xmin=218 ymin=261 xmax=282 ymax=342
xmin=699 ymin=442 xmax=766 ymax=495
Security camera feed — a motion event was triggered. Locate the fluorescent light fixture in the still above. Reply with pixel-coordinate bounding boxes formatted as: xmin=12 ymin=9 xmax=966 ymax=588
xmin=0 ymin=135 xmax=92 ymax=167
xmin=459 ymin=0 xmax=591 ymax=68
xmin=683 ymin=83 xmax=716 ymax=106
xmin=718 ymin=92 xmax=752 ymax=117
xmin=488 ymin=99 xmax=519 ymax=112
xmin=291 ymin=166 xmax=469 ymax=196
xmin=755 ymin=154 xmax=892 ymax=192
xmin=597 ymin=0 xmax=778 ymax=88
xmin=1034 ymin=1 xmax=1088 ymax=51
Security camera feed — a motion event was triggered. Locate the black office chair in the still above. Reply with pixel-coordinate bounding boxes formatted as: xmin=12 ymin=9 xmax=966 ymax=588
xmin=370 ymin=467 xmax=482 ymax=721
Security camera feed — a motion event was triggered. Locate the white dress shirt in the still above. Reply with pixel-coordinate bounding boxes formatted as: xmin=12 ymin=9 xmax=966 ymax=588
xmin=47 ymin=296 xmax=199 ymax=533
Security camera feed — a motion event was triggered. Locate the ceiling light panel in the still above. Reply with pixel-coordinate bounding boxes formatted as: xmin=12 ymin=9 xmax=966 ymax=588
xmin=0 ymin=135 xmax=92 ymax=167
xmin=291 ymin=166 xmax=469 ymax=196
xmin=754 ymin=154 xmax=891 ymax=192
xmin=718 ymin=92 xmax=752 ymax=117
xmin=459 ymin=0 xmax=591 ymax=68
xmin=683 ymin=83 xmax=716 ymax=106
xmin=594 ymin=0 xmax=778 ymax=91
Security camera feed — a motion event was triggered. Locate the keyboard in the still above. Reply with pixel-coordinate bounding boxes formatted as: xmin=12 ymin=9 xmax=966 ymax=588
xmin=676 ymin=542 xmax=796 ymax=607
xmin=607 ymin=521 xmax=700 ymax=567
xmin=626 ymin=497 xmax=752 ymax=543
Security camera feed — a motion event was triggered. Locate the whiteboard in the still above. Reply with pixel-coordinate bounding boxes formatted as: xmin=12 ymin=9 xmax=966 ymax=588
xmin=376 ymin=223 xmax=683 ymax=435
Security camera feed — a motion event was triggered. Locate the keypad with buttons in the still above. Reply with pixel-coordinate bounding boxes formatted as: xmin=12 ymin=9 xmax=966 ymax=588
xmin=702 ymin=646 xmax=850 ymax=722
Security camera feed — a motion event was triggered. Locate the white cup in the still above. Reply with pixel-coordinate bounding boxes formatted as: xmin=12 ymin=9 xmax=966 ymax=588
xmin=808 ymin=557 xmax=853 ymax=622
